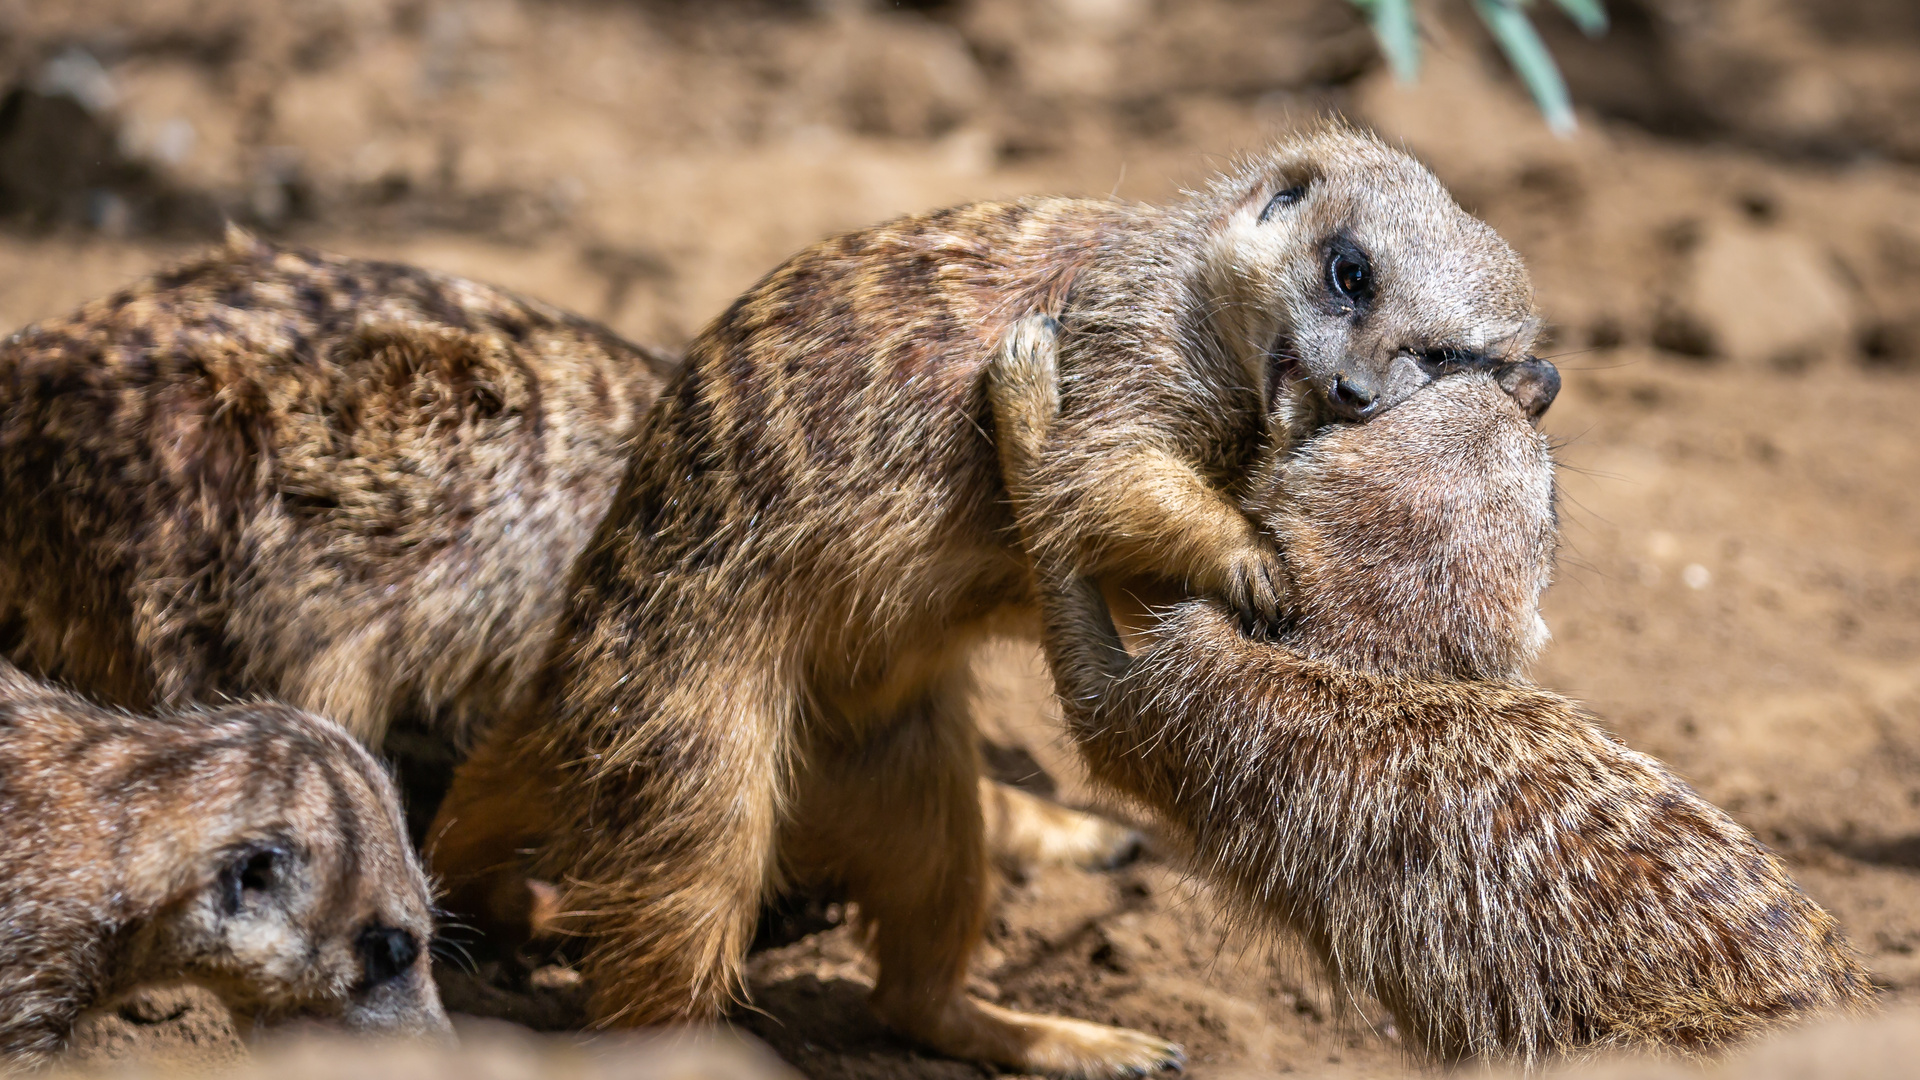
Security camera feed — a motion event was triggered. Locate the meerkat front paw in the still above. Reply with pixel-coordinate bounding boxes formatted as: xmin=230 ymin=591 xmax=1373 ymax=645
xmin=1221 ymin=540 xmax=1288 ymax=637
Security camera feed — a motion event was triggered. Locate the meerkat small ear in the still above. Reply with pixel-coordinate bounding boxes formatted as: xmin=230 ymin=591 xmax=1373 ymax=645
xmin=1257 ymin=185 xmax=1308 ymax=223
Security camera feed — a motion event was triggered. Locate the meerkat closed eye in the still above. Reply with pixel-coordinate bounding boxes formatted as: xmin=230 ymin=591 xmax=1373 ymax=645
xmin=0 ymin=660 xmax=450 ymax=1067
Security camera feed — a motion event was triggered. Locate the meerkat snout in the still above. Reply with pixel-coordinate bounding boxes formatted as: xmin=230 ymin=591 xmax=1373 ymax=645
xmin=341 ymin=921 xmax=441 ymax=1039
xmin=1327 ymin=372 xmax=1380 ymax=419
xmin=174 ymin=789 xmax=450 ymax=1043
xmin=1497 ymin=355 xmax=1561 ymax=419
xmin=355 ymin=926 xmax=422 ymax=990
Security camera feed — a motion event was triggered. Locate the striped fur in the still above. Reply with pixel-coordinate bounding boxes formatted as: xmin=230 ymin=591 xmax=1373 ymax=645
xmin=0 ymin=230 xmax=671 ymax=748
xmin=0 ymin=229 xmax=1138 ymax=1066
xmin=0 ymin=660 xmax=448 ymax=1067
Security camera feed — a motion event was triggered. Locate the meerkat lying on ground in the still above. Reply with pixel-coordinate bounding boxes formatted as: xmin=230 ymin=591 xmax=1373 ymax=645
xmin=427 ymin=125 xmax=1550 ymax=1076
xmin=988 ymin=316 xmax=1874 ymax=1064
xmin=0 ymin=659 xmax=450 ymax=1067
xmin=0 ymin=233 xmax=1132 ymax=936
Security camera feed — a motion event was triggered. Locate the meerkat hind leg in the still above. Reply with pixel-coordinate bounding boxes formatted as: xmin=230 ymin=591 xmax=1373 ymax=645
xmin=981 ymin=778 xmax=1142 ymax=875
xmin=425 ymin=720 xmax=564 ymax=955
xmin=431 ymin=666 xmax=785 ymax=1024
xmin=787 ymin=669 xmax=1182 ymax=1078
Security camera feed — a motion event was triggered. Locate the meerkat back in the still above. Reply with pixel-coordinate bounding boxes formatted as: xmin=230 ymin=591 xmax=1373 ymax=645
xmin=0 ymin=231 xmax=672 ymax=747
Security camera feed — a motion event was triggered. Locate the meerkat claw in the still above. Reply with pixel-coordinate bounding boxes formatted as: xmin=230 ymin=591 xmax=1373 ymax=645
xmin=1226 ymin=542 xmax=1289 ymax=638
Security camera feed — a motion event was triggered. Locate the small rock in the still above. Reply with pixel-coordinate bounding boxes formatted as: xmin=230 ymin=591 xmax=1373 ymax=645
xmin=1676 ymin=222 xmax=1855 ymax=367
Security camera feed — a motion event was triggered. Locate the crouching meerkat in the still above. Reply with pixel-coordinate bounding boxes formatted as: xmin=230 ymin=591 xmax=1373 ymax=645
xmin=428 ymin=125 xmax=1547 ymax=1075
xmin=988 ymin=316 xmax=1874 ymax=1064
xmin=0 ymin=659 xmax=450 ymax=1067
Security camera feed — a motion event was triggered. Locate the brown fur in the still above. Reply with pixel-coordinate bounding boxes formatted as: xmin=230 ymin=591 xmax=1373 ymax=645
xmin=0 ymin=659 xmax=448 ymax=1068
xmin=429 ymin=126 xmax=1540 ymax=1075
xmin=0 ymin=228 xmax=671 ymax=748
xmin=988 ymin=318 xmax=1874 ymax=1065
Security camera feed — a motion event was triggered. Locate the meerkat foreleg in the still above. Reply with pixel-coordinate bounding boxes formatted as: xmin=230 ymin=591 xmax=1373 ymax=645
xmin=994 ymin=316 xmax=1283 ymax=634
xmin=1069 ymin=447 xmax=1285 ymax=634
xmin=989 ymin=314 xmax=1064 ymax=490
xmin=1029 ymin=446 xmax=1285 ymax=636
xmin=988 ymin=314 xmax=1157 ymax=809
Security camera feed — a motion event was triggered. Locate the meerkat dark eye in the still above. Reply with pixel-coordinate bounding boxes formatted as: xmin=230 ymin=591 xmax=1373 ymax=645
xmin=1257 ymin=186 xmax=1307 ymax=223
xmin=355 ymin=925 xmax=420 ymax=990
xmin=219 ymin=845 xmax=286 ymax=914
xmin=1324 ymin=237 xmax=1375 ymax=310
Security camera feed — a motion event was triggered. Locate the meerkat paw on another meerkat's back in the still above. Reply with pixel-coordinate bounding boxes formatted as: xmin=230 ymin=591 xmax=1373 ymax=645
xmin=1217 ymin=543 xmax=1287 ymax=637
xmin=989 ymin=313 xmax=1066 ymax=486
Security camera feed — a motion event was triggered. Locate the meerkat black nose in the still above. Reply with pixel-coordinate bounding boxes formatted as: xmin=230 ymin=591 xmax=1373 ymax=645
xmin=356 ymin=925 xmax=420 ymax=989
xmin=1497 ymin=357 xmax=1561 ymax=420
xmin=1328 ymin=373 xmax=1380 ymax=420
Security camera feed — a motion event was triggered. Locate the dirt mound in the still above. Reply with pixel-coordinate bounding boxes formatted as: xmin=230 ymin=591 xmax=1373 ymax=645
xmin=62 ymin=986 xmax=246 ymax=1073
xmin=61 ymin=1021 xmax=800 ymax=1080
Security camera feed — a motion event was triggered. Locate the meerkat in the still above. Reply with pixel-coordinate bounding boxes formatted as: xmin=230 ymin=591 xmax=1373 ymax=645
xmin=987 ymin=317 xmax=1873 ymax=1064
xmin=426 ymin=125 xmax=1549 ymax=1076
xmin=0 ymin=233 xmax=1133 ymax=930
xmin=0 ymin=229 xmax=669 ymax=748
xmin=0 ymin=659 xmax=451 ymax=1067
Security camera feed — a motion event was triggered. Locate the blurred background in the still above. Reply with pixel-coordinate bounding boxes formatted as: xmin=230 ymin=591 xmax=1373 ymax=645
xmin=6 ymin=1 xmax=1918 ymax=1077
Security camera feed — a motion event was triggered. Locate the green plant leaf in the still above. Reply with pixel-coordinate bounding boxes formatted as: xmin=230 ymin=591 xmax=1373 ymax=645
xmin=1351 ymin=0 xmax=1422 ymax=82
xmin=1471 ymin=0 xmax=1578 ymax=134
xmin=1548 ymin=0 xmax=1609 ymax=36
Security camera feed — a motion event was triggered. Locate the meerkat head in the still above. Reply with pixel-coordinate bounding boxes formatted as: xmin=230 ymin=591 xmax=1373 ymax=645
xmin=1194 ymin=125 xmax=1547 ymax=439
xmin=1250 ymin=370 xmax=1557 ymax=680
xmin=128 ymin=707 xmax=450 ymax=1042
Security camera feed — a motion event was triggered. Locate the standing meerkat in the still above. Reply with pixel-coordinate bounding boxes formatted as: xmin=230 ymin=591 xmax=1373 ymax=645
xmin=988 ymin=317 xmax=1874 ymax=1064
xmin=0 ymin=659 xmax=450 ymax=1067
xmin=428 ymin=125 xmax=1547 ymax=1075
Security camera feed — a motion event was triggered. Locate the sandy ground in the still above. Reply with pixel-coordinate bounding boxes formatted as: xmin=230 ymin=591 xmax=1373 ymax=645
xmin=4 ymin=0 xmax=1918 ymax=1076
